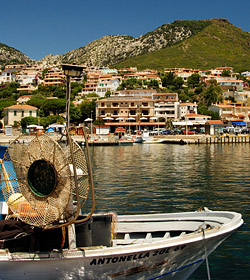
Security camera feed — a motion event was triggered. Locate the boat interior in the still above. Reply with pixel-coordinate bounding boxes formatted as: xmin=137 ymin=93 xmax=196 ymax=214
xmin=0 ymin=210 xmax=236 ymax=253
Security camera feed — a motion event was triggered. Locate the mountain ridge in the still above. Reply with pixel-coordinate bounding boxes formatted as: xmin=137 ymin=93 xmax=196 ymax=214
xmin=0 ymin=19 xmax=250 ymax=71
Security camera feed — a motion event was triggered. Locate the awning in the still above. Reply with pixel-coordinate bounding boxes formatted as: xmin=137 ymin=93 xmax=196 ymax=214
xmin=172 ymin=121 xmax=194 ymax=126
xmin=231 ymin=121 xmax=248 ymax=125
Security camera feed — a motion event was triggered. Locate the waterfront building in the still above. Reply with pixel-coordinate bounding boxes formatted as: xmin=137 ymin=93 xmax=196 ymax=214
xmin=185 ymin=113 xmax=211 ymax=125
xmin=3 ymin=104 xmax=38 ymax=126
xmin=95 ymin=96 xmax=156 ymax=132
xmin=209 ymin=104 xmax=250 ymax=122
xmin=205 ymin=120 xmax=224 ymax=135
xmin=179 ymin=102 xmax=198 ymax=119
xmin=153 ymin=93 xmax=179 ymax=121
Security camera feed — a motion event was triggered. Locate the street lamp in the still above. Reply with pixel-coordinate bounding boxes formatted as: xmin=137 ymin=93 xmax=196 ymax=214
xmin=90 ymin=110 xmax=93 ymax=140
xmin=62 ymin=64 xmax=83 ymax=131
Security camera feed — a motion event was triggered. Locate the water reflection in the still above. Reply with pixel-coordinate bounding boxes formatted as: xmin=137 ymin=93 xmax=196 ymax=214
xmin=85 ymin=143 xmax=250 ymax=280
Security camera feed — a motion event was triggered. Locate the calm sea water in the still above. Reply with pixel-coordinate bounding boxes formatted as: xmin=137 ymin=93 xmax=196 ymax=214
xmin=86 ymin=143 xmax=250 ymax=280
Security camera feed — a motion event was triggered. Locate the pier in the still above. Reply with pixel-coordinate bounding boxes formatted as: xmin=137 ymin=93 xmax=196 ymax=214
xmin=0 ymin=134 xmax=250 ymax=146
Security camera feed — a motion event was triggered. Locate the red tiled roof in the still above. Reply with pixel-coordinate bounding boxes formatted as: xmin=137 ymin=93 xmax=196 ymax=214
xmin=207 ymin=120 xmax=223 ymax=125
xmin=153 ymin=93 xmax=177 ymax=96
xmin=4 ymin=104 xmax=38 ymax=110
xmin=18 ymin=95 xmax=32 ymax=98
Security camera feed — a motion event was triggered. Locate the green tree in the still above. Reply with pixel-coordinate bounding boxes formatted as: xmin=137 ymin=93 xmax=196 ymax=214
xmin=203 ymin=85 xmax=222 ymax=106
xmin=198 ymin=106 xmax=220 ymax=120
xmin=0 ymin=99 xmax=16 ymax=119
xmin=40 ymin=115 xmax=65 ymax=127
xmin=221 ymin=69 xmax=231 ymax=77
xmin=71 ymin=82 xmax=84 ymax=99
xmin=42 ymin=99 xmax=66 ymax=116
xmin=20 ymin=116 xmax=38 ymax=128
xmin=105 ymin=91 xmax=111 ymax=98
xmin=79 ymin=100 xmax=96 ymax=122
xmin=173 ymin=77 xmax=184 ymax=89
xmin=27 ymin=94 xmax=45 ymax=109
xmin=187 ymin=73 xmax=201 ymax=88
xmin=162 ymin=72 xmax=175 ymax=88
xmin=0 ymin=82 xmax=20 ymax=99
xmin=70 ymin=106 xmax=82 ymax=124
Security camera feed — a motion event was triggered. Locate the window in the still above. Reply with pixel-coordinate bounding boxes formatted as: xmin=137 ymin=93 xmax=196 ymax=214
xmin=22 ymin=111 xmax=24 ymax=117
xmin=14 ymin=111 xmax=17 ymax=116
xmin=29 ymin=111 xmax=32 ymax=116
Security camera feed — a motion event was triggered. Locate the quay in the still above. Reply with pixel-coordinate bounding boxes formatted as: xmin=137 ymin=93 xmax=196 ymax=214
xmin=0 ymin=133 xmax=250 ymax=146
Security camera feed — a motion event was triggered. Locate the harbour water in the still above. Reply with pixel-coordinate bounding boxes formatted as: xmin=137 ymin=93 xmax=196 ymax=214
xmin=86 ymin=143 xmax=250 ymax=280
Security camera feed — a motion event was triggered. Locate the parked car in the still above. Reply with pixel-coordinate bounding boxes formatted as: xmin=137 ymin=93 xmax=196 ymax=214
xmin=241 ymin=128 xmax=249 ymax=134
xmin=171 ymin=129 xmax=181 ymax=135
xmin=162 ymin=129 xmax=172 ymax=135
xmin=181 ymin=129 xmax=195 ymax=135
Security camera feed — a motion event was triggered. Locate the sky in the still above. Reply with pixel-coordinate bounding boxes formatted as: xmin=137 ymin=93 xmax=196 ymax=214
xmin=1 ymin=0 xmax=250 ymax=61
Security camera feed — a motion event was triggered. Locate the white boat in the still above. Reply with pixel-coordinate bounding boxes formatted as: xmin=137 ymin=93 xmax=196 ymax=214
xmin=0 ymin=133 xmax=243 ymax=280
xmin=0 ymin=63 xmax=243 ymax=279
xmin=0 ymin=210 xmax=243 ymax=280
xmin=124 ymin=134 xmax=143 ymax=143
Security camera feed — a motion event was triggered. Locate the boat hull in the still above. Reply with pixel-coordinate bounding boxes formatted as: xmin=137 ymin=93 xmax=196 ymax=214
xmin=0 ymin=211 xmax=242 ymax=280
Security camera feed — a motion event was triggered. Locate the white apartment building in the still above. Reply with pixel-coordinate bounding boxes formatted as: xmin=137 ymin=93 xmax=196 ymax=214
xmin=154 ymin=102 xmax=179 ymax=120
xmin=96 ymin=77 xmax=120 ymax=97
xmin=16 ymin=72 xmax=38 ymax=85
xmin=0 ymin=71 xmax=16 ymax=83
xmin=179 ymin=103 xmax=198 ymax=119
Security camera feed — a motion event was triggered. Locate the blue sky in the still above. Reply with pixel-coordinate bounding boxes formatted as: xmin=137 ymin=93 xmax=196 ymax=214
xmin=1 ymin=0 xmax=250 ymax=60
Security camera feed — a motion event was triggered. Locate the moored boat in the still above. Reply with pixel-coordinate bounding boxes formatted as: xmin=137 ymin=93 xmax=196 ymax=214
xmin=0 ymin=64 xmax=243 ymax=279
xmin=0 ymin=209 xmax=243 ymax=280
xmin=0 ymin=132 xmax=243 ymax=280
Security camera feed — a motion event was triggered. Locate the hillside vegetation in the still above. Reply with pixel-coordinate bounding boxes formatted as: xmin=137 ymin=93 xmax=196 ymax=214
xmin=113 ymin=19 xmax=250 ymax=71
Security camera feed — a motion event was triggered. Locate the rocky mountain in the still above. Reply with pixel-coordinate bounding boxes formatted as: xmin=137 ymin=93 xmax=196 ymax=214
xmin=1 ymin=19 xmax=250 ymax=71
xmin=39 ymin=20 xmax=211 ymax=67
xmin=0 ymin=43 xmax=32 ymax=68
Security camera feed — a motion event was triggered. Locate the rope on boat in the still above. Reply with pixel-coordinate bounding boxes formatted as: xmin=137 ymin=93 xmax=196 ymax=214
xmin=202 ymin=226 xmax=211 ymax=280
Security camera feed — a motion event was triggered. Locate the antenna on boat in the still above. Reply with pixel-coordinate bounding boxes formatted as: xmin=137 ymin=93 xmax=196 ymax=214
xmin=0 ymin=64 xmax=95 ymax=229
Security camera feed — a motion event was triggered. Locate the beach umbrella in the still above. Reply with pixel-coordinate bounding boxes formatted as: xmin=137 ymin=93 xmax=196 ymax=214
xmin=140 ymin=117 xmax=148 ymax=120
xmin=103 ymin=117 xmax=114 ymax=120
xmin=84 ymin=118 xmax=93 ymax=122
xmin=127 ymin=117 xmax=135 ymax=121
xmin=116 ymin=117 xmax=124 ymax=121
